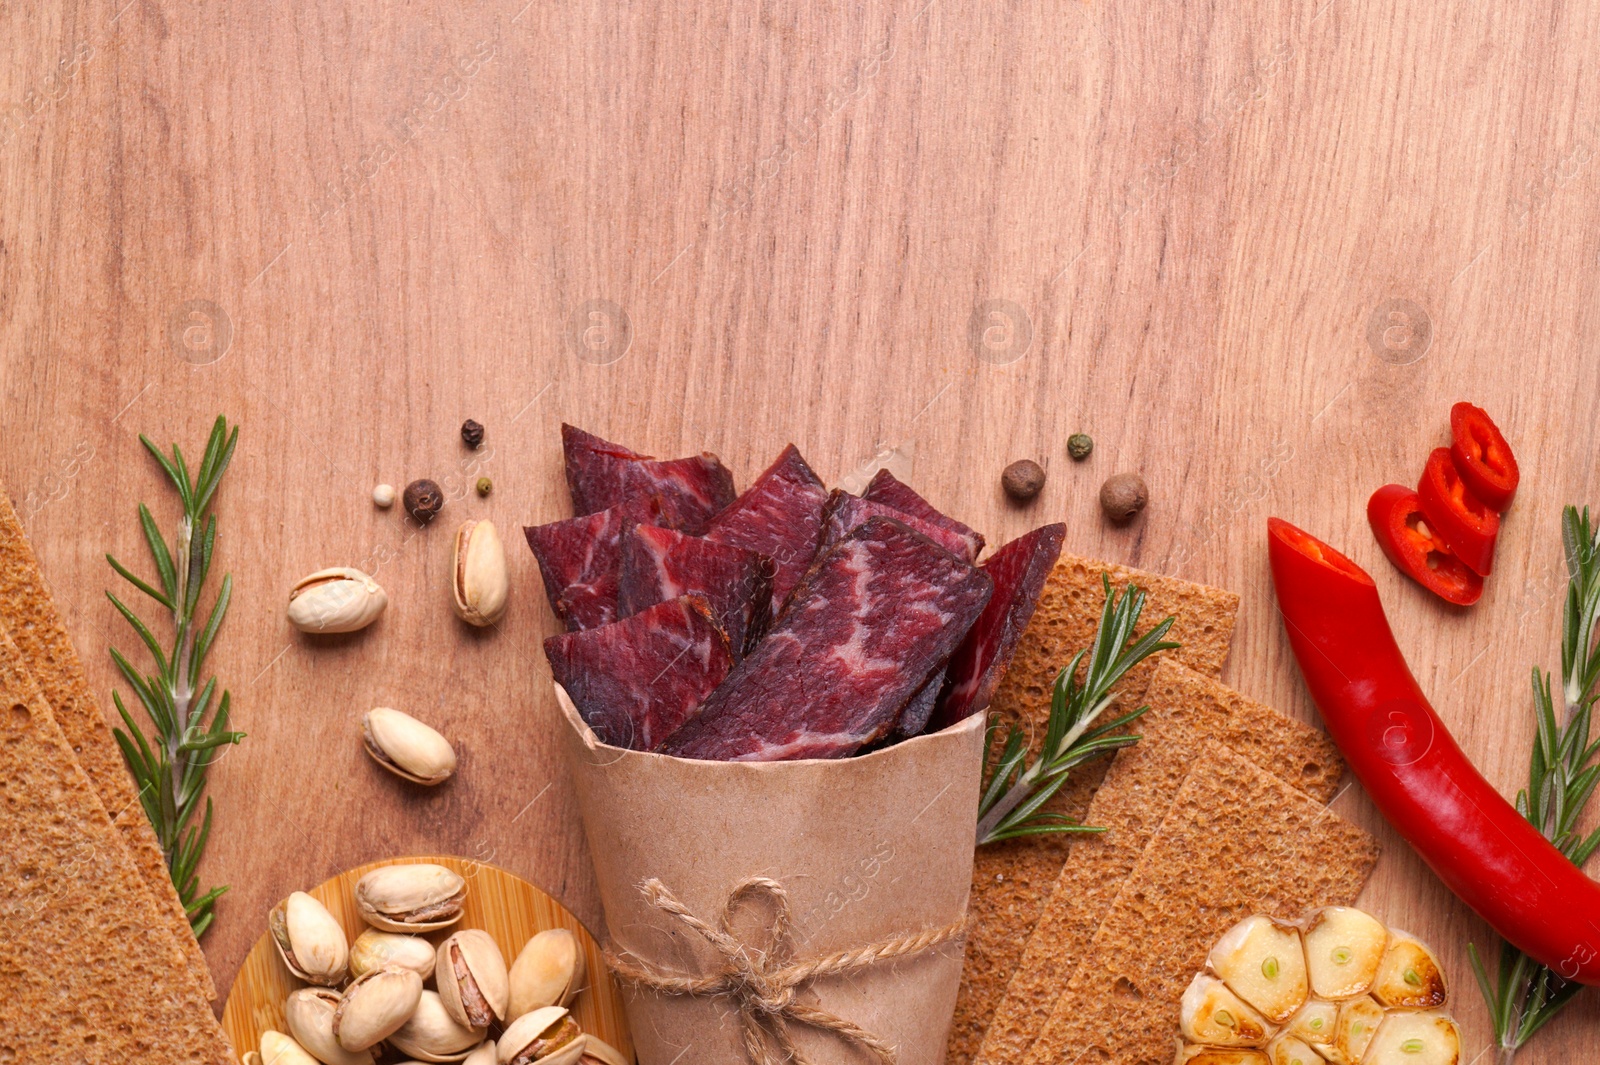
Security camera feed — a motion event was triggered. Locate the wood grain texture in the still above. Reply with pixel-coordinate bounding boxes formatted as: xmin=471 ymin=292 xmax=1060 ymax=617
xmin=221 ymin=855 xmax=632 ymax=1061
xmin=3 ymin=0 xmax=1598 ymax=1058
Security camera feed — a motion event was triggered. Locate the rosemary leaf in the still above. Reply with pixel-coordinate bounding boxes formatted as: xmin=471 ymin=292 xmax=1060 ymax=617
xmin=1473 ymin=505 xmax=1600 ymax=1058
xmin=976 ymin=574 xmax=1178 ymax=846
xmin=109 ymin=415 xmax=244 ymax=937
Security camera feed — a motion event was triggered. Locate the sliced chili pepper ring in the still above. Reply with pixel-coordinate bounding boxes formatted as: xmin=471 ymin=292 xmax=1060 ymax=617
xmin=1416 ymin=447 xmax=1499 ymax=576
xmin=1449 ymin=401 xmax=1519 ymax=511
xmin=1366 ymin=484 xmax=1483 ymax=605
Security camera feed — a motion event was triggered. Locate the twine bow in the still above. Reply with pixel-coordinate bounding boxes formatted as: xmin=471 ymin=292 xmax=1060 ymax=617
xmin=603 ymin=876 xmax=967 ymax=1065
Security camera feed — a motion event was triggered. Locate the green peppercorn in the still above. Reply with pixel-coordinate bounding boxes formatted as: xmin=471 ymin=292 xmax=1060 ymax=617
xmin=1068 ymin=433 xmax=1094 ymax=460
xmin=476 ymin=477 xmax=493 ymax=497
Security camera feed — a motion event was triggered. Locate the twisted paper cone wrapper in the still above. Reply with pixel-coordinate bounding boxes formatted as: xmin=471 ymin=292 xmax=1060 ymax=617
xmin=556 ymin=686 xmax=984 ymax=1065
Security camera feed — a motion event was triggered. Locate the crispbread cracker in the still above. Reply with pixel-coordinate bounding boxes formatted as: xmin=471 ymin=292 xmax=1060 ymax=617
xmin=0 ymin=628 xmax=235 ymax=1063
xmin=976 ymin=660 xmax=1344 ymax=1064
xmin=1018 ymin=742 xmax=1379 ymax=1065
xmin=949 ymin=556 xmax=1241 ymax=1065
xmin=0 ymin=490 xmax=216 ymax=999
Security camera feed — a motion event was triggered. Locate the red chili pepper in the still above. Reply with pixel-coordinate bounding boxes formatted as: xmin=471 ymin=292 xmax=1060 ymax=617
xmin=1416 ymin=447 xmax=1499 ymax=576
xmin=1450 ymin=401 xmax=1519 ymax=510
xmin=1268 ymin=517 xmax=1600 ymax=986
xmin=1366 ymin=484 xmax=1482 ymax=605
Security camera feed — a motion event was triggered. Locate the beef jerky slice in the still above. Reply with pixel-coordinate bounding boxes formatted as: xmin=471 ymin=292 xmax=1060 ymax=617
xmin=617 ymin=524 xmax=774 ymax=657
xmin=861 ymin=468 xmax=984 ymax=562
xmin=820 ymin=488 xmax=976 ymax=561
xmin=705 ymin=443 xmax=829 ymax=612
xmin=561 ymin=423 xmax=736 ymax=535
xmin=659 ymin=517 xmax=993 ymax=761
xmin=525 ymin=508 xmax=626 ymax=631
xmin=544 ymin=596 xmax=732 ymax=751
xmin=893 ymin=671 xmax=944 ymax=737
xmin=930 ymin=522 xmax=1066 ymax=731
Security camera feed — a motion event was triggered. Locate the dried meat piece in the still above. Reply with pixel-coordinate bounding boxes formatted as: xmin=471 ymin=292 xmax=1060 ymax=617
xmin=706 ymin=444 xmax=829 ymax=612
xmin=544 ymin=596 xmax=732 ymax=751
xmin=617 ymin=525 xmax=774 ymax=657
xmin=820 ymin=489 xmax=975 ymax=561
xmin=561 ymin=424 xmax=736 ymax=535
xmin=524 ymin=508 xmax=627 ymax=631
xmin=659 ymin=517 xmax=993 ymax=761
xmin=893 ymin=669 xmax=945 ymax=738
xmin=930 ymin=522 xmax=1066 ymax=731
xmin=861 ymin=468 xmax=984 ymax=562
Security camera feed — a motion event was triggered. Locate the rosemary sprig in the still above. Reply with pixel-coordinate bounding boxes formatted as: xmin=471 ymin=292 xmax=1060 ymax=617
xmin=977 ymin=575 xmax=1178 ymax=846
xmin=107 ymin=415 xmax=244 ymax=938
xmin=1470 ymin=505 xmax=1600 ymax=1061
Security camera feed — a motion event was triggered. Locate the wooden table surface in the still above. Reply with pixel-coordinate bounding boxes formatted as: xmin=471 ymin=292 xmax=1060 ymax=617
xmin=4 ymin=0 xmax=1598 ymax=1057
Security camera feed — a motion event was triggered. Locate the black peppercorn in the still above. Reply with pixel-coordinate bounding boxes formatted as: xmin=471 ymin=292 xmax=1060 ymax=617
xmin=1068 ymin=433 xmax=1094 ymax=461
xmin=460 ymin=419 xmax=485 ymax=449
xmin=1001 ymin=459 xmax=1046 ymax=502
xmin=403 ymin=479 xmax=444 ymax=524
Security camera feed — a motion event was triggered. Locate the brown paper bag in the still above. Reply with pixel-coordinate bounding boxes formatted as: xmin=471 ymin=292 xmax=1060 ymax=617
xmin=557 ymin=687 xmax=985 ymax=1065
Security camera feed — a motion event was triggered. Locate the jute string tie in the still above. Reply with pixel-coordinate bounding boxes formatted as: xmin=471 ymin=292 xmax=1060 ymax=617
xmin=603 ymin=876 xmax=967 ymax=1065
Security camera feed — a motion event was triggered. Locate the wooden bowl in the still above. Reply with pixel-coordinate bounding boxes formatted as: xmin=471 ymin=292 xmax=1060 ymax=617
xmin=222 ymin=855 xmax=633 ymax=1062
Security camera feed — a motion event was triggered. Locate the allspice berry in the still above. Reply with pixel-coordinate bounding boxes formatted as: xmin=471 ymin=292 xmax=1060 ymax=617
xmin=1002 ymin=459 xmax=1046 ymax=502
xmin=1068 ymin=433 xmax=1094 ymax=461
xmin=460 ymin=419 xmax=485 ymax=449
xmin=403 ymin=479 xmax=444 ymax=524
xmin=1099 ymin=473 xmax=1148 ymax=523
xmin=476 ymin=477 xmax=493 ymax=497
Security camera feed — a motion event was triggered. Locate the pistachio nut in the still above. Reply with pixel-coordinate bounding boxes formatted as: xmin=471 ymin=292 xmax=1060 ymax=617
xmin=436 ymin=928 xmax=511 ymax=1028
xmin=260 ymin=1030 xmax=321 ymax=1065
xmin=350 ymin=928 xmax=437 ymax=981
xmin=577 ymin=1035 xmax=629 ymax=1065
xmin=355 ymin=863 xmax=466 ymax=933
xmin=508 ymin=929 xmax=585 ymax=1018
xmin=452 ymin=520 xmax=509 ymax=626
xmin=388 ymin=989 xmax=486 ymax=1062
xmin=270 ymin=891 xmax=349 ymax=986
xmin=463 ymin=1042 xmax=498 ymax=1065
xmin=288 ymin=567 xmax=388 ymax=633
xmin=333 ymin=966 xmax=424 ymax=1052
xmin=497 ymin=1007 xmax=585 ymax=1065
xmin=284 ymin=988 xmax=375 ymax=1065
xmin=363 ymin=708 xmax=457 ymax=786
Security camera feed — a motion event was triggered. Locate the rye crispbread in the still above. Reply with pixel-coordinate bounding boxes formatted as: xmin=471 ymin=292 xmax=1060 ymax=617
xmin=1018 ymin=742 xmax=1379 ymax=1065
xmin=0 ymin=490 xmax=217 ymax=999
xmin=948 ymin=556 xmax=1241 ymax=1065
xmin=975 ymin=659 xmax=1346 ymax=1064
xmin=0 ymin=627 xmax=235 ymax=1063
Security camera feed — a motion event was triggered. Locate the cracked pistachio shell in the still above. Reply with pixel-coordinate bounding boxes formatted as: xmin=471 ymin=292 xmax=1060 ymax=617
xmin=354 ymin=864 xmax=466 ymax=933
xmin=333 ymin=966 xmax=424 ymax=1052
xmin=437 ymin=929 xmax=511 ymax=1028
xmin=288 ymin=568 xmax=388 ymax=633
xmin=497 ymin=1007 xmax=585 ymax=1065
xmin=260 ymin=1031 xmax=321 ymax=1065
xmin=452 ymin=520 xmax=509 ymax=626
xmin=577 ymin=1035 xmax=629 ymax=1065
xmin=284 ymin=988 xmax=375 ymax=1065
xmin=463 ymin=1042 xmax=498 ymax=1065
xmin=388 ymin=990 xmax=485 ymax=1062
xmin=349 ymin=928 xmax=437 ymax=981
xmin=508 ymin=928 xmax=585 ymax=1018
xmin=271 ymin=892 xmax=349 ymax=986
xmin=363 ymin=708 xmax=457 ymax=786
